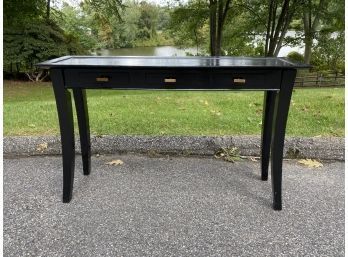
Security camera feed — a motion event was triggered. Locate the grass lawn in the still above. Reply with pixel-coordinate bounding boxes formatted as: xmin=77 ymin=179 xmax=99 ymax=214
xmin=3 ymin=80 xmax=344 ymax=137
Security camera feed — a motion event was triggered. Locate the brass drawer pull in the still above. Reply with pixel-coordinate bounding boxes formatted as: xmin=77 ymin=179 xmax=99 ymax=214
xmin=233 ymin=78 xmax=246 ymax=84
xmin=96 ymin=77 xmax=109 ymax=82
xmin=164 ymin=78 xmax=176 ymax=83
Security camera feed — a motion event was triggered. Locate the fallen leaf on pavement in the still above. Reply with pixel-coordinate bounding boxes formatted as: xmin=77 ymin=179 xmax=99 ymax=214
xmin=215 ymin=147 xmax=241 ymax=163
xmin=298 ymin=159 xmax=323 ymax=168
xmin=249 ymin=156 xmax=259 ymax=162
xmin=36 ymin=142 xmax=48 ymax=152
xmin=106 ymin=159 xmax=124 ymax=166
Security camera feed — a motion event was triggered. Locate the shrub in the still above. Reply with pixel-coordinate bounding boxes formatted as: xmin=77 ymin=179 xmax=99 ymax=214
xmin=3 ymin=20 xmax=84 ymax=81
xmin=311 ymin=32 xmax=344 ymax=73
xmin=287 ymin=51 xmax=304 ymax=63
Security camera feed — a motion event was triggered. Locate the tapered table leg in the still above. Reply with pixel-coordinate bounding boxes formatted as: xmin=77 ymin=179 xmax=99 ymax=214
xmin=271 ymin=69 xmax=297 ymax=210
xmin=73 ymin=88 xmax=91 ymax=175
xmin=51 ymin=69 xmax=75 ymax=203
xmin=261 ymin=91 xmax=277 ymax=181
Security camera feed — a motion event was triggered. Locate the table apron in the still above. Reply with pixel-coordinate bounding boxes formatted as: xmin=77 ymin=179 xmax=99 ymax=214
xmin=63 ymin=68 xmax=282 ymax=90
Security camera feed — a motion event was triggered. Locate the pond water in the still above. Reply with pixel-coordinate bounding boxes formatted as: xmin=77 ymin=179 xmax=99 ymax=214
xmin=92 ymin=46 xmax=199 ymax=57
xmin=91 ymin=42 xmax=302 ymax=57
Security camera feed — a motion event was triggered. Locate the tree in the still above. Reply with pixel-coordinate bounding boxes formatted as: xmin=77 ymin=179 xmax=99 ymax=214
xmin=209 ymin=0 xmax=233 ymax=56
xmin=169 ymin=2 xmax=209 ymax=54
xmin=264 ymin=0 xmax=300 ymax=57
xmin=302 ymin=0 xmax=327 ymax=64
xmin=4 ymin=0 xmax=46 ymax=26
xmin=169 ymin=0 xmax=302 ymax=57
xmin=221 ymin=2 xmax=264 ymax=56
xmin=83 ymin=0 xmax=125 ymax=21
xmin=311 ymin=31 xmax=344 ymax=72
xmin=4 ymin=20 xmax=84 ymax=81
xmin=239 ymin=0 xmax=302 ymax=57
xmin=169 ymin=0 xmax=233 ymax=56
xmin=4 ymin=0 xmax=85 ymax=80
xmin=293 ymin=0 xmax=344 ymax=64
xmin=83 ymin=0 xmax=169 ymax=49
xmin=137 ymin=1 xmax=159 ymax=39
xmin=157 ymin=7 xmax=171 ymax=31
xmin=56 ymin=2 xmax=98 ymax=50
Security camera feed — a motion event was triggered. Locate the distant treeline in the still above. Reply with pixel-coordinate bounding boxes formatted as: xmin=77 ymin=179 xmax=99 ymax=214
xmin=3 ymin=0 xmax=345 ymax=81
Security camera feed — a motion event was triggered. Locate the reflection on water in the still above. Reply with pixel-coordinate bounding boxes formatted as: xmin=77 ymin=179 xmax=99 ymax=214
xmin=91 ymin=44 xmax=299 ymax=57
xmin=92 ymin=46 xmax=198 ymax=57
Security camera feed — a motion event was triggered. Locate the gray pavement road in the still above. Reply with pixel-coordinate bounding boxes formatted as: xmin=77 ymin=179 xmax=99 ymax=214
xmin=4 ymin=155 xmax=344 ymax=257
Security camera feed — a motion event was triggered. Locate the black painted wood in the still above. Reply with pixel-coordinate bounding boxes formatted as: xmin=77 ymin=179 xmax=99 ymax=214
xmin=271 ymin=69 xmax=297 ymax=210
xmin=261 ymin=91 xmax=277 ymax=180
xmin=50 ymin=69 xmax=75 ymax=203
xmin=63 ymin=68 xmax=282 ymax=90
xmin=37 ymin=56 xmax=310 ymax=69
xmin=37 ymin=56 xmax=310 ymax=210
xmin=73 ymin=89 xmax=91 ymax=176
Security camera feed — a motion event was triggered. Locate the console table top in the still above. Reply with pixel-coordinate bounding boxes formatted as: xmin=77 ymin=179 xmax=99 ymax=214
xmin=37 ymin=56 xmax=311 ymax=69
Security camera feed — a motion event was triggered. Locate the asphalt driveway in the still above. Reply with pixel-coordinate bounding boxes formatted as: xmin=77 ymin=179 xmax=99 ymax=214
xmin=4 ymin=155 xmax=344 ymax=256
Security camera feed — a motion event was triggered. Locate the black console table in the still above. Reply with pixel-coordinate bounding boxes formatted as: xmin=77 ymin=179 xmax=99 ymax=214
xmin=37 ymin=56 xmax=310 ymax=210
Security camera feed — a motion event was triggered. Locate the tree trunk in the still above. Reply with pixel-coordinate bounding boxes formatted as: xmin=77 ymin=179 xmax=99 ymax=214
xmin=274 ymin=30 xmax=286 ymax=56
xmin=209 ymin=0 xmax=231 ymax=56
xmin=265 ymin=0 xmax=297 ymax=57
xmin=46 ymin=0 xmax=51 ymax=20
xmin=193 ymin=28 xmax=199 ymax=55
xmin=302 ymin=0 xmax=324 ymax=64
xmin=268 ymin=0 xmax=290 ymax=56
xmin=209 ymin=0 xmax=217 ymax=56
xmin=215 ymin=0 xmax=224 ymax=56
xmin=303 ymin=8 xmax=311 ymax=64
xmin=265 ymin=0 xmax=274 ymax=56
xmin=304 ymin=36 xmax=312 ymax=64
xmin=274 ymin=9 xmax=293 ymax=56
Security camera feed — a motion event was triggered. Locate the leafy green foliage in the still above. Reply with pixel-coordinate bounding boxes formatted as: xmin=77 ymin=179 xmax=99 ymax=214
xmin=56 ymin=3 xmax=98 ymax=50
xmin=222 ymin=10 xmax=264 ymax=56
xmin=320 ymin=0 xmax=344 ymax=33
xmin=169 ymin=2 xmax=209 ymax=54
xmin=3 ymin=0 xmax=46 ymax=26
xmin=311 ymin=32 xmax=345 ymax=72
xmin=3 ymin=21 xmax=84 ymax=74
xmin=137 ymin=1 xmax=159 ymax=39
xmin=3 ymin=0 xmax=345 ymax=79
xmin=287 ymin=51 xmax=304 ymax=62
xmin=83 ymin=0 xmax=171 ymax=49
xmin=157 ymin=7 xmax=171 ymax=31
xmin=3 ymin=0 xmax=86 ymax=79
xmin=167 ymin=0 xmax=344 ymax=71
xmin=83 ymin=0 xmax=125 ymax=21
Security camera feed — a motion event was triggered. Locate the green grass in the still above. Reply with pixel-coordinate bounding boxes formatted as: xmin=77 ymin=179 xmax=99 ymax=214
xmin=3 ymin=80 xmax=344 ymax=137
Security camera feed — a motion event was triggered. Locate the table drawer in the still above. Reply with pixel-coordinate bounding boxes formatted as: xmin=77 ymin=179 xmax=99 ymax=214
xmin=64 ymin=69 xmax=130 ymax=88
xmin=63 ymin=68 xmax=281 ymax=90
xmin=211 ymin=70 xmax=281 ymax=89
xmin=146 ymin=70 xmax=210 ymax=89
